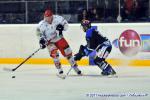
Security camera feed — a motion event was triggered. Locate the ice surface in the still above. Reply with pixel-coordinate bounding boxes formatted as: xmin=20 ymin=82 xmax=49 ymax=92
xmin=0 ymin=64 xmax=150 ymax=100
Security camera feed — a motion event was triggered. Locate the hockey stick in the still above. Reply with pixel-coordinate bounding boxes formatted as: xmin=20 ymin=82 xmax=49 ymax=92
xmin=64 ymin=67 xmax=73 ymax=79
xmin=3 ymin=47 xmax=42 ymax=72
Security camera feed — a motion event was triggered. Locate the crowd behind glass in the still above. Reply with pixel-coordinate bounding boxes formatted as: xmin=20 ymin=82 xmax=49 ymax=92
xmin=0 ymin=0 xmax=149 ymax=24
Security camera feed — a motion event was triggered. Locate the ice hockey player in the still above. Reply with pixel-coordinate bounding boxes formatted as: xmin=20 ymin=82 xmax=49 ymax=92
xmin=36 ymin=9 xmax=81 ymax=75
xmin=74 ymin=20 xmax=116 ymax=76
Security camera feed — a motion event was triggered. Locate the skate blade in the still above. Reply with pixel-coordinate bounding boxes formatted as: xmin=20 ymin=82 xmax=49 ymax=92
xmin=107 ymin=74 xmax=118 ymax=78
xmin=56 ymin=74 xmax=66 ymax=79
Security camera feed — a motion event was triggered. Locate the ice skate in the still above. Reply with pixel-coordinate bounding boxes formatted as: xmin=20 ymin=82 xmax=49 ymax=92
xmin=100 ymin=64 xmax=117 ymax=77
xmin=73 ymin=66 xmax=82 ymax=75
xmin=57 ymin=68 xmax=63 ymax=74
xmin=101 ymin=69 xmax=116 ymax=76
xmin=101 ymin=68 xmax=117 ymax=78
xmin=56 ymin=68 xmax=66 ymax=79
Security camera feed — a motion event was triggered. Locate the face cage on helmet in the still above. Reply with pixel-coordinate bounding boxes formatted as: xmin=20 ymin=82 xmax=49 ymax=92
xmin=82 ymin=25 xmax=88 ymax=32
xmin=81 ymin=23 xmax=91 ymax=32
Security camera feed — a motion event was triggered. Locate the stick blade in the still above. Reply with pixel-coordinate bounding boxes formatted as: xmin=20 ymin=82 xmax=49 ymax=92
xmin=3 ymin=67 xmax=13 ymax=72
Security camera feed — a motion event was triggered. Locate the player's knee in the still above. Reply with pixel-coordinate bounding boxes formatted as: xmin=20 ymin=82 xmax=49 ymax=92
xmin=94 ymin=57 xmax=104 ymax=65
xmin=62 ymin=47 xmax=72 ymax=57
xmin=50 ymin=49 xmax=59 ymax=58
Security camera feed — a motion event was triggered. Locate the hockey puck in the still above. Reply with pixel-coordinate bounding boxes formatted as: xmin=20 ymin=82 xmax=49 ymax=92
xmin=12 ymin=76 xmax=15 ymax=78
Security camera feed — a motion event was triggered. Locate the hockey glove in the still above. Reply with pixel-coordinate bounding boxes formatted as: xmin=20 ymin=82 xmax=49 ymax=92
xmin=56 ymin=24 xmax=64 ymax=31
xmin=56 ymin=24 xmax=64 ymax=36
xmin=74 ymin=53 xmax=83 ymax=61
xmin=39 ymin=38 xmax=46 ymax=49
xmin=74 ymin=45 xmax=86 ymax=61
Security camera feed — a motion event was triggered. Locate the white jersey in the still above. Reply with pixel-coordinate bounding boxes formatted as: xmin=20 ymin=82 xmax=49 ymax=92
xmin=36 ymin=15 xmax=68 ymax=42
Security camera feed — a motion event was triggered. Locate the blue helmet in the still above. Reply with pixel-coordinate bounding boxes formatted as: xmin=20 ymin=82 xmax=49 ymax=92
xmin=81 ymin=20 xmax=91 ymax=32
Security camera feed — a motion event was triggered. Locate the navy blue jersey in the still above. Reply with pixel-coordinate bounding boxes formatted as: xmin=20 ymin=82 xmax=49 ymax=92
xmin=85 ymin=27 xmax=108 ymax=49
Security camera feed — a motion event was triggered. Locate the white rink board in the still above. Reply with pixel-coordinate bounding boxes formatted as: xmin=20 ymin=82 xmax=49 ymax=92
xmin=0 ymin=23 xmax=150 ymax=60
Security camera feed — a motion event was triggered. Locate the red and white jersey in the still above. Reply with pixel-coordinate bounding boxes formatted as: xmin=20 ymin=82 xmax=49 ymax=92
xmin=36 ymin=15 xmax=68 ymax=42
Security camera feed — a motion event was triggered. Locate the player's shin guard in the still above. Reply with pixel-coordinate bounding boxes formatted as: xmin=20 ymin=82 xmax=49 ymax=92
xmin=94 ymin=58 xmax=116 ymax=76
xmin=53 ymin=58 xmax=63 ymax=74
xmin=100 ymin=63 xmax=116 ymax=76
xmin=67 ymin=56 xmax=81 ymax=75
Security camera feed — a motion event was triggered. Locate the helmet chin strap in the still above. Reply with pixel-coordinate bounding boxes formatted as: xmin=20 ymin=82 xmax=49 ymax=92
xmin=82 ymin=26 xmax=88 ymax=32
xmin=82 ymin=27 xmax=86 ymax=32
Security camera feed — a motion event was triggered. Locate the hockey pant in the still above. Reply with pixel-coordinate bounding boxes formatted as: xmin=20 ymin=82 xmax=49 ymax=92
xmin=47 ymin=38 xmax=77 ymax=68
